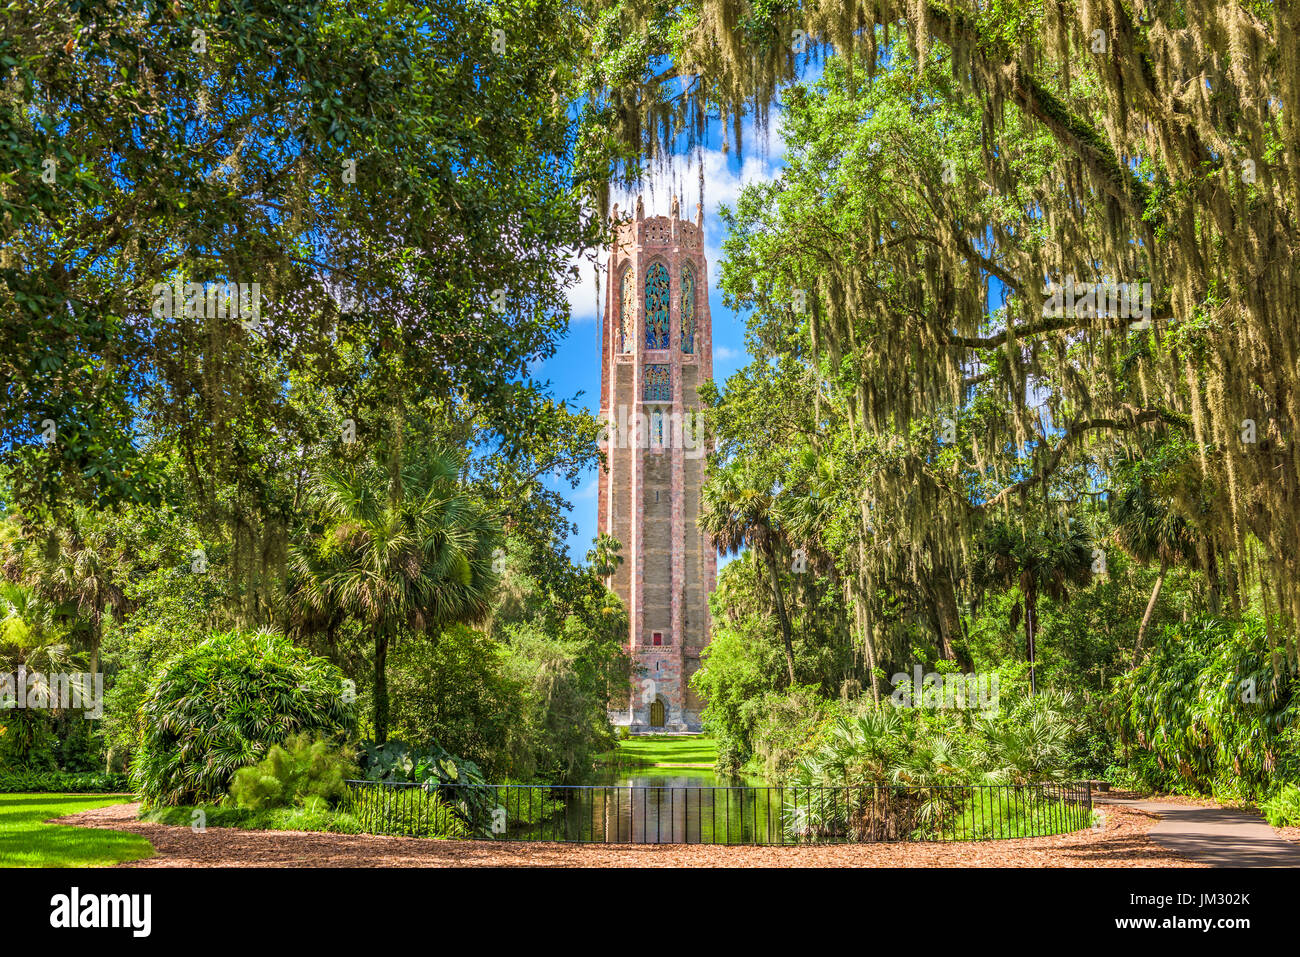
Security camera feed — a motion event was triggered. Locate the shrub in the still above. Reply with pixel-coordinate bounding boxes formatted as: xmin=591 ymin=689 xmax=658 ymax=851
xmin=143 ymin=802 xmax=366 ymax=834
xmin=0 ymin=710 xmax=59 ymax=770
xmin=1109 ymin=616 xmax=1299 ymax=800
xmin=0 ymin=769 xmax=131 ymax=793
xmin=788 ymin=685 xmax=1078 ymax=789
xmin=387 ymin=624 xmax=526 ymax=780
xmin=228 ymin=735 xmax=356 ymax=810
xmin=750 ymin=686 xmax=843 ymax=779
xmin=132 ymin=629 xmax=353 ymax=807
xmin=359 ymin=738 xmax=484 ymax=787
xmin=358 ymin=738 xmax=490 ymax=833
xmin=1262 ymin=784 xmax=1300 ymax=828
xmin=365 ymin=787 xmax=470 ymax=839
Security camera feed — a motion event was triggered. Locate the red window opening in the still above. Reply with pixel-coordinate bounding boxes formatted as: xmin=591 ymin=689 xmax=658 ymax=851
xmin=652 ymin=631 xmax=663 ymax=646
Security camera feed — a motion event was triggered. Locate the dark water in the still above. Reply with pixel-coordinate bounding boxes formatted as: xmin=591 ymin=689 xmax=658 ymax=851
xmin=494 ymin=771 xmax=1093 ymax=844
xmin=349 ymin=774 xmax=1093 ymax=844
xmin=527 ymin=767 xmax=786 ymax=844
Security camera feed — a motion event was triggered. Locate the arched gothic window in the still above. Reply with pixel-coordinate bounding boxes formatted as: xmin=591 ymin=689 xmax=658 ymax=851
xmin=644 ymin=262 xmax=670 ymax=349
xmin=680 ymin=263 xmax=696 ymax=353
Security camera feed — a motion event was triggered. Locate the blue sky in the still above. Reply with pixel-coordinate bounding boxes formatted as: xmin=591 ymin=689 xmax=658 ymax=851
xmin=539 ymin=116 xmax=790 ymax=564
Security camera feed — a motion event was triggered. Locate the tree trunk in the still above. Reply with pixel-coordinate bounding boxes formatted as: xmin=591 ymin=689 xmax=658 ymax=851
xmin=1024 ymin=587 xmax=1037 ymax=695
xmin=763 ymin=550 xmax=797 ymax=687
xmin=931 ymin=570 xmax=961 ymax=661
xmin=1205 ymin=549 xmax=1221 ymax=615
xmin=1132 ymin=560 xmax=1167 ymax=667
xmin=89 ymin=615 xmax=100 ymax=682
xmin=853 ymin=578 xmax=880 ymax=705
xmin=856 ymin=503 xmax=880 ymax=704
xmin=374 ymin=627 xmax=390 ymax=744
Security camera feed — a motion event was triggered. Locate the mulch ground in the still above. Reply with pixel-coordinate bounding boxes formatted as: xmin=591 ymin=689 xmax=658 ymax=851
xmin=48 ymin=801 xmax=1202 ymax=867
xmin=1273 ymin=826 xmax=1300 ymax=844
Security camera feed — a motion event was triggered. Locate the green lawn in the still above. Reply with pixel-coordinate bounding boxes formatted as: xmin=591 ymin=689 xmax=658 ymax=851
xmin=597 ymin=734 xmax=717 ymax=767
xmin=0 ymin=794 xmax=154 ymax=868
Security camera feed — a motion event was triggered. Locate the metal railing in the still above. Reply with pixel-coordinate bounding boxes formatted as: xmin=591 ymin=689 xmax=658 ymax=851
xmin=344 ymin=780 xmax=1093 ymax=845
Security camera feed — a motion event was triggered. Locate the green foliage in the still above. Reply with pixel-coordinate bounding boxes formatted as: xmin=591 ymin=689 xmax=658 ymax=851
xmin=344 ymin=785 xmax=471 ymax=839
xmin=356 ymin=737 xmax=492 ymax=834
xmin=289 ymin=446 xmax=501 ymax=744
xmin=1 ymin=0 xmax=605 ymax=518
xmin=493 ymin=781 xmax=567 ymax=830
xmin=387 ymin=624 xmax=524 ymax=780
xmin=133 ymin=630 xmax=353 ymax=807
xmin=0 ymin=770 xmax=130 ymax=794
xmin=228 ymin=734 xmax=356 ymax=811
xmin=1110 ymin=616 xmax=1299 ymax=800
xmin=499 ymin=619 xmax=620 ymax=781
xmin=359 ymin=738 xmax=485 ymax=788
xmin=0 ymin=710 xmax=59 ymax=770
xmin=749 ymin=686 xmax=843 ymax=780
xmin=1261 ymin=785 xmax=1300 ymax=828
xmin=488 ymin=536 xmax=628 ymax=782
xmin=693 ymin=558 xmax=858 ymax=773
xmin=143 ymin=802 xmax=367 ymax=836
xmin=791 ymin=687 xmax=1079 ymax=788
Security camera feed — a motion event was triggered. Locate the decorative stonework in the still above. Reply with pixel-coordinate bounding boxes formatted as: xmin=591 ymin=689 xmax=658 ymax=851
xmin=599 ymin=195 xmax=716 ymax=733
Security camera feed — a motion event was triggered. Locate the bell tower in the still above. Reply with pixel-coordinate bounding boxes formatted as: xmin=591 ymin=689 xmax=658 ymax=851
xmin=599 ymin=195 xmax=715 ymax=732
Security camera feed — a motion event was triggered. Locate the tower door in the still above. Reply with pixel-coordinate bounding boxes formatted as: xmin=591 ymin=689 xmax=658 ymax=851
xmin=649 ymin=699 xmax=665 ymax=728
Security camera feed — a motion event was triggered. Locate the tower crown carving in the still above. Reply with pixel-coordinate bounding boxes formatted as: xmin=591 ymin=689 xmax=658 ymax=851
xmin=614 ymin=213 xmax=702 ymax=250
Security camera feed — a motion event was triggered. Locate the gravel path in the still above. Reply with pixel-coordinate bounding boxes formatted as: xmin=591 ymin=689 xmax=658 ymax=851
xmin=49 ymin=801 xmax=1200 ymax=867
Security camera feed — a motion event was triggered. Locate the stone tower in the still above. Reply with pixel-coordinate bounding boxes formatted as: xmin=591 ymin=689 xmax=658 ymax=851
xmin=599 ymin=195 xmax=716 ymax=732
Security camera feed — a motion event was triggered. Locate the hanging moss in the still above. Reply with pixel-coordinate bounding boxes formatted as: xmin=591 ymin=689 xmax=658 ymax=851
xmin=605 ymin=1 xmax=1300 ymax=649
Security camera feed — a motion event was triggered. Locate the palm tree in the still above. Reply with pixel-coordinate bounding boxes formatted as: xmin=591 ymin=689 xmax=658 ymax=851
xmin=975 ymin=518 xmax=1093 ymax=694
xmin=0 ymin=582 xmax=71 ymax=674
xmin=8 ymin=513 xmax=129 ymax=679
xmin=586 ymin=533 xmax=624 ymax=580
xmin=699 ymin=465 xmax=797 ymax=686
xmin=288 ymin=447 xmax=500 ymax=743
xmin=1110 ymin=480 xmax=1199 ymax=666
xmin=0 ymin=582 xmax=77 ymax=764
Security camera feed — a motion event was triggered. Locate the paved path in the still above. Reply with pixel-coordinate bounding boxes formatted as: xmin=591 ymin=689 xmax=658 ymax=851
xmin=1095 ymin=797 xmax=1300 ymax=867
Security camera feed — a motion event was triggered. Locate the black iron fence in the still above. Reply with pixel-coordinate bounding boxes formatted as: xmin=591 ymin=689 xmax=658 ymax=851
xmin=344 ymin=780 xmax=1093 ymax=845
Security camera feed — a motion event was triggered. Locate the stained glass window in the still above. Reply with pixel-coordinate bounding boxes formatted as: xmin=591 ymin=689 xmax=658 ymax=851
xmin=644 ymin=262 xmax=670 ymax=349
xmin=680 ymin=263 xmax=696 ymax=353
xmin=619 ymin=267 xmax=634 ymax=353
xmin=644 ymin=364 xmax=671 ymax=401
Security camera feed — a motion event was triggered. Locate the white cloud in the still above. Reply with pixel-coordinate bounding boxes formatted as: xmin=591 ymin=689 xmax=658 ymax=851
xmin=715 ymin=345 xmax=742 ymax=362
xmin=567 ymin=111 xmax=786 ymax=323
xmin=566 ymin=247 xmax=606 ymax=323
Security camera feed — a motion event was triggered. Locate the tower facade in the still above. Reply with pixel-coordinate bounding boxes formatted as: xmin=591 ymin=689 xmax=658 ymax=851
xmin=599 ymin=195 xmax=716 ymax=732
